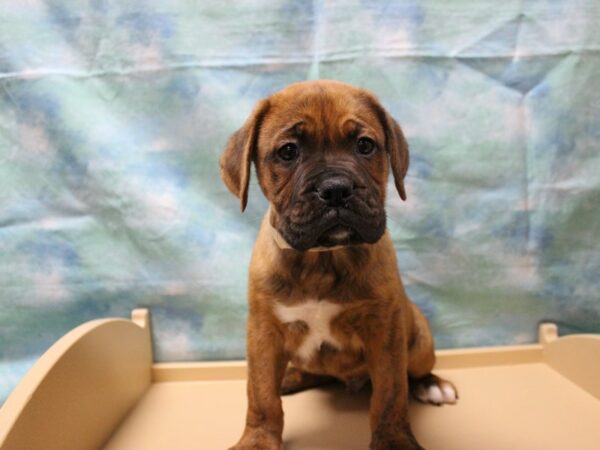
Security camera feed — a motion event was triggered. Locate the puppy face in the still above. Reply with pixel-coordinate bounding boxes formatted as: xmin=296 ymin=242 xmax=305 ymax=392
xmin=220 ymin=80 xmax=409 ymax=251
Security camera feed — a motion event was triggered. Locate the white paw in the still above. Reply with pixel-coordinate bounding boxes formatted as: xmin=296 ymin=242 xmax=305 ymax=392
xmin=414 ymin=379 xmax=457 ymax=405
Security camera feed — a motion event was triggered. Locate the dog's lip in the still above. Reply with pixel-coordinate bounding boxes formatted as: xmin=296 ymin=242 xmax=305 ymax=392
xmin=322 ymin=224 xmax=353 ymax=241
xmin=278 ymin=205 xmax=386 ymax=250
xmin=312 ymin=210 xmax=355 ymax=235
xmin=296 ymin=207 xmax=375 ymax=238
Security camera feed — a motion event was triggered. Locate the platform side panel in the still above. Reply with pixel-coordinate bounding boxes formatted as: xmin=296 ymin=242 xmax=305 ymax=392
xmin=0 ymin=319 xmax=152 ymax=450
xmin=543 ymin=335 xmax=600 ymax=400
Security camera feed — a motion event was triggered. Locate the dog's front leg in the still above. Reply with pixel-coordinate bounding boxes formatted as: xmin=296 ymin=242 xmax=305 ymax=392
xmin=363 ymin=307 xmax=423 ymax=450
xmin=229 ymin=316 xmax=287 ymax=450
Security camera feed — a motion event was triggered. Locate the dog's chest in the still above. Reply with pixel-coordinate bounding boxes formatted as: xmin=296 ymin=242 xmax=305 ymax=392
xmin=274 ymin=300 xmax=343 ymax=360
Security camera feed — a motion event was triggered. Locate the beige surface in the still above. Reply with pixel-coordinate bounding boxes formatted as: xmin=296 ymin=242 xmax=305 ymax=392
xmin=543 ymin=334 xmax=600 ymax=400
xmin=0 ymin=310 xmax=152 ymax=450
xmin=1 ymin=312 xmax=599 ymax=450
xmin=104 ymin=363 xmax=600 ymax=450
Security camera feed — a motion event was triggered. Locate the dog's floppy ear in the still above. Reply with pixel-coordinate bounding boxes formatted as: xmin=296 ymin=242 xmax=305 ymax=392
xmin=368 ymin=98 xmax=410 ymax=201
xmin=383 ymin=112 xmax=410 ymax=201
xmin=219 ymin=100 xmax=270 ymax=211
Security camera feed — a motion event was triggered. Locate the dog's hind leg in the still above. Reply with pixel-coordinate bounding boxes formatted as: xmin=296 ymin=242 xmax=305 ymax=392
xmin=407 ymin=302 xmax=458 ymax=405
xmin=407 ymin=302 xmax=436 ymax=378
xmin=280 ymin=366 xmax=337 ymax=395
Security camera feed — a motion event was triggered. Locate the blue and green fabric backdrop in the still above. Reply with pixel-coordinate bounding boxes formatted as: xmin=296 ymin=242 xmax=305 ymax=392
xmin=1 ymin=0 xmax=599 ymax=402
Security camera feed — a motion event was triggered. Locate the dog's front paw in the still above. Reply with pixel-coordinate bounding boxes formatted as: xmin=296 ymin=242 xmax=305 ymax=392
xmin=228 ymin=427 xmax=282 ymax=450
xmin=229 ymin=445 xmax=281 ymax=450
xmin=229 ymin=441 xmax=282 ymax=450
xmin=370 ymin=431 xmax=424 ymax=450
xmin=410 ymin=373 xmax=457 ymax=406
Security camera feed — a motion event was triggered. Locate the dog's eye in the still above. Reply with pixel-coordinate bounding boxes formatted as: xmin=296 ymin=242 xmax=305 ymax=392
xmin=277 ymin=143 xmax=299 ymax=162
xmin=356 ymin=137 xmax=376 ymax=156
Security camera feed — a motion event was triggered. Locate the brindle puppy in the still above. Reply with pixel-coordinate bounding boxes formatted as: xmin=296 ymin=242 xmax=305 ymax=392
xmin=220 ymin=80 xmax=456 ymax=450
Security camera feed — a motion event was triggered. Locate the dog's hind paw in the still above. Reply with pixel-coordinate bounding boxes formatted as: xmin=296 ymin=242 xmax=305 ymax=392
xmin=410 ymin=373 xmax=458 ymax=406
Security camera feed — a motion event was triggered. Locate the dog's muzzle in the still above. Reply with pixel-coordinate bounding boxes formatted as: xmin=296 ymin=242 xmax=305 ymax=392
xmin=274 ymin=171 xmax=386 ymax=251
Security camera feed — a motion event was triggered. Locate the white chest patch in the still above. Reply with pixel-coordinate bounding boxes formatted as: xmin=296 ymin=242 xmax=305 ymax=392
xmin=274 ymin=300 xmax=343 ymax=361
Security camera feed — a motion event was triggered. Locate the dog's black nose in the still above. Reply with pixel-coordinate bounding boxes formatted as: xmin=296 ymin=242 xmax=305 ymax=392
xmin=317 ymin=177 xmax=354 ymax=207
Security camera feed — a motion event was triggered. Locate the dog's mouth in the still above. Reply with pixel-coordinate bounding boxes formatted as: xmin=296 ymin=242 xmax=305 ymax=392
xmin=278 ymin=206 xmax=386 ymax=251
xmin=315 ymin=224 xmax=358 ymax=247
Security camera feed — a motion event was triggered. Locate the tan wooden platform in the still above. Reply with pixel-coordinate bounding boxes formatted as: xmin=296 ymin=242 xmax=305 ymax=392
xmin=1 ymin=310 xmax=599 ymax=450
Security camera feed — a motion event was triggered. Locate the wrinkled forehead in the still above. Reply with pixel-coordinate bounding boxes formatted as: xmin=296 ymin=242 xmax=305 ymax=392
xmin=259 ymin=85 xmax=384 ymax=148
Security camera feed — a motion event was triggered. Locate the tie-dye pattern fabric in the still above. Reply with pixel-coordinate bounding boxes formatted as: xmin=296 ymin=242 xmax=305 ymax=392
xmin=1 ymin=0 xmax=599 ymax=403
